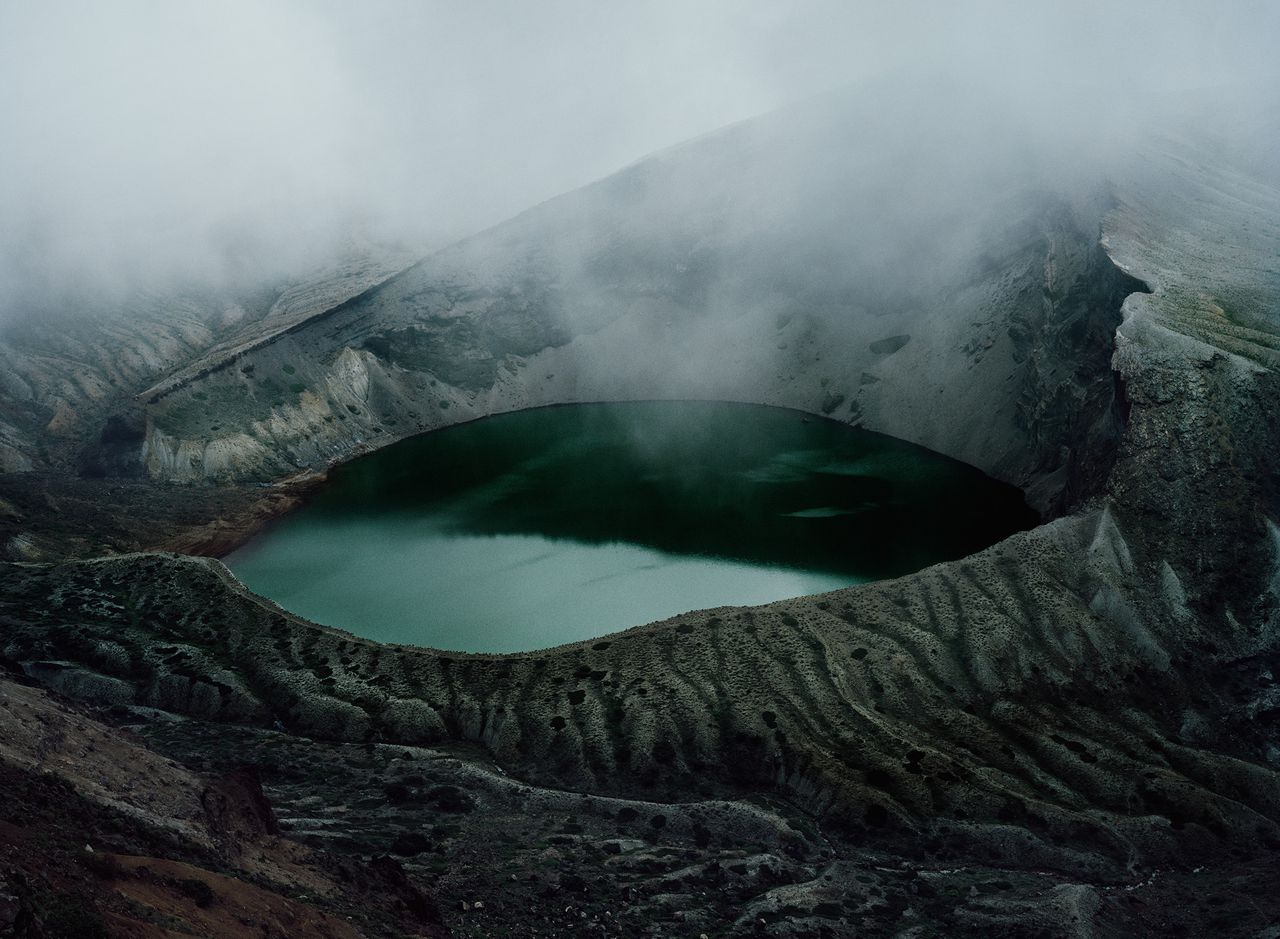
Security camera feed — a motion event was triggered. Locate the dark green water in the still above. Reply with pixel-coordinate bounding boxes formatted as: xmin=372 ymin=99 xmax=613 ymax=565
xmin=225 ymin=401 xmax=1036 ymax=652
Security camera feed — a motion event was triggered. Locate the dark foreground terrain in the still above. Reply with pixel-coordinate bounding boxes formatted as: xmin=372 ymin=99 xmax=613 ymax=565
xmin=3 ymin=84 xmax=1280 ymax=936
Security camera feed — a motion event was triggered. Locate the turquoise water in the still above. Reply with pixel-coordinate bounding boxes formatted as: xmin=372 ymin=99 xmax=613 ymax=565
xmin=225 ymin=401 xmax=1036 ymax=652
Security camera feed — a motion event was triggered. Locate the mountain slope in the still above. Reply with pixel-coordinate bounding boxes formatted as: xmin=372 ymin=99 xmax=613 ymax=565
xmin=137 ymin=83 xmax=1143 ymax=516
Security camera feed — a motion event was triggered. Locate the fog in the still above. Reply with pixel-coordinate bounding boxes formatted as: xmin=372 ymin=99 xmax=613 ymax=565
xmin=1 ymin=0 xmax=1277 ymax=318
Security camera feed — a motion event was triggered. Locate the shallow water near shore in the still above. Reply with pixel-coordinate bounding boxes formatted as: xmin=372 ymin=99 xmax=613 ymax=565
xmin=226 ymin=401 xmax=1037 ymax=652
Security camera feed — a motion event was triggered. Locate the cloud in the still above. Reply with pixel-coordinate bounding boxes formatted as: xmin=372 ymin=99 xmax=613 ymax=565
xmin=0 ymin=0 xmax=1276 ymax=315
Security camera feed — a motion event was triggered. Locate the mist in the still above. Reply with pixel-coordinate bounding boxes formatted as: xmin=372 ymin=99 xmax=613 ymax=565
xmin=1 ymin=0 xmax=1277 ymax=319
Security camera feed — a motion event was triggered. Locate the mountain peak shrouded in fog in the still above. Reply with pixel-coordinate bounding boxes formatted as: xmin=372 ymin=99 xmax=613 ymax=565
xmin=1 ymin=0 xmax=1277 ymax=318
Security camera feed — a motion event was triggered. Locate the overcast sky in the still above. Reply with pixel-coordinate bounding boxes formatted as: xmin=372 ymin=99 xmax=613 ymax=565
xmin=1 ymin=1 xmax=1277 ymax=310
